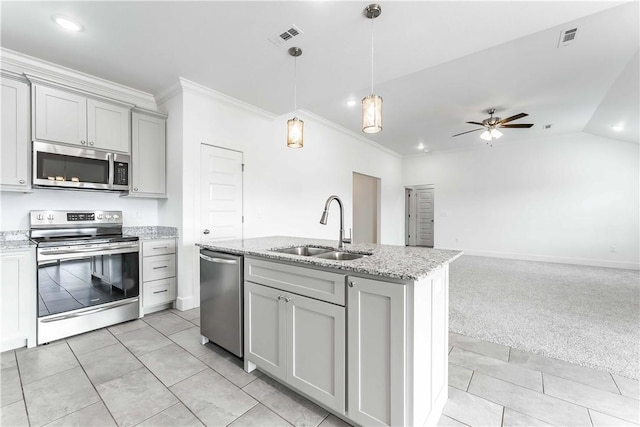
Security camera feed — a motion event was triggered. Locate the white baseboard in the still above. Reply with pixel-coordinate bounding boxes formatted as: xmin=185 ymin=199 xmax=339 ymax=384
xmin=446 ymin=248 xmax=639 ymax=270
xmin=175 ymin=296 xmax=194 ymax=311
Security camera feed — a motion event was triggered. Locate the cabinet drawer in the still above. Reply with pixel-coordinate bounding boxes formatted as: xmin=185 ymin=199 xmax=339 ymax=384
xmin=143 ymin=254 xmax=176 ymax=282
xmin=142 ymin=239 xmax=175 ymax=256
xmin=143 ymin=278 xmax=176 ymax=307
xmin=245 ymin=258 xmax=345 ymax=305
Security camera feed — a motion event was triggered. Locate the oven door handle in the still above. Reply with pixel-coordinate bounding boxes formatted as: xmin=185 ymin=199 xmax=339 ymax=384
xmin=39 ymin=243 xmax=139 ymax=255
xmin=40 ymin=298 xmax=140 ymax=323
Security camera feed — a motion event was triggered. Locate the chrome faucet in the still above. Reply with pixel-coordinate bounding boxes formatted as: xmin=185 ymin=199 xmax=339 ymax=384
xmin=319 ymin=195 xmax=352 ymax=249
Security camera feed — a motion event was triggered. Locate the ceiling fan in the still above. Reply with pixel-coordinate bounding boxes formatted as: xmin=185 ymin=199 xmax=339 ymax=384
xmin=452 ymin=109 xmax=534 ymax=143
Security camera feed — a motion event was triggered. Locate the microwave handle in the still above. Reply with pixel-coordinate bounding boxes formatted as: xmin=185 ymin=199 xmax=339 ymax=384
xmin=108 ymin=153 xmax=114 ymax=187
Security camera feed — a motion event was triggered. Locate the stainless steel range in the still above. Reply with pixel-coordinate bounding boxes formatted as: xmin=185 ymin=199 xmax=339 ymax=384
xmin=30 ymin=210 xmax=140 ymax=344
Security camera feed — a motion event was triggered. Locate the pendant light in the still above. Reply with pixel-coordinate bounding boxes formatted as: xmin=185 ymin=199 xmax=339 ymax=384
xmin=362 ymin=4 xmax=383 ymax=134
xmin=287 ymin=47 xmax=304 ymax=148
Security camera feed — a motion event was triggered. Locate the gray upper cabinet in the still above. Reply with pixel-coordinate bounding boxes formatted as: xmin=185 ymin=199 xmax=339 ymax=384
xmin=128 ymin=109 xmax=167 ymax=198
xmin=1 ymin=73 xmax=30 ymax=192
xmin=34 ymin=84 xmax=131 ymax=153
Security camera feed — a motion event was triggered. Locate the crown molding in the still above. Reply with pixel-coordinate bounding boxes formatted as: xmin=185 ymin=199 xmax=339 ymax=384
xmin=177 ymin=77 xmax=278 ymax=120
xmin=299 ymin=110 xmax=402 ymax=159
xmin=0 ymin=47 xmax=158 ymax=111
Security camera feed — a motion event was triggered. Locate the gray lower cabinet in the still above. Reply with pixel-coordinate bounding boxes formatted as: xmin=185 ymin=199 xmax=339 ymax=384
xmin=1 ymin=72 xmax=30 ymax=192
xmin=244 ymin=259 xmax=346 ymax=414
xmin=347 ymin=277 xmax=406 ymax=426
xmin=142 ymin=239 xmax=177 ymax=313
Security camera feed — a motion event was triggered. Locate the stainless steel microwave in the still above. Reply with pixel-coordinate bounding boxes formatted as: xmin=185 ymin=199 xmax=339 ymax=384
xmin=33 ymin=141 xmax=130 ymax=191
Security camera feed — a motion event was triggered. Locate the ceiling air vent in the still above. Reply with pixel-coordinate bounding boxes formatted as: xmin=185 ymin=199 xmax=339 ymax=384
xmin=558 ymin=28 xmax=578 ymax=47
xmin=268 ymin=25 xmax=304 ymax=47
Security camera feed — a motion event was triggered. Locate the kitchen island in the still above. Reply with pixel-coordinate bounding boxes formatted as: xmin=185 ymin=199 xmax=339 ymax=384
xmin=199 ymin=236 xmax=462 ymax=427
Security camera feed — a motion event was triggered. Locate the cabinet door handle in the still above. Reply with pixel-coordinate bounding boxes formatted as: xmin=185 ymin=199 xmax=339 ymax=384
xmin=153 ymin=265 xmax=168 ymax=270
xmin=18 ymin=179 xmax=25 ymax=184
xmin=348 ymin=281 xmax=355 ymax=288
xmin=153 ymin=289 xmax=168 ymax=294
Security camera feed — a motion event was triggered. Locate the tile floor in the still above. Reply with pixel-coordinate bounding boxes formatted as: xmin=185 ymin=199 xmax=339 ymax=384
xmin=1 ymin=309 xmax=638 ymax=427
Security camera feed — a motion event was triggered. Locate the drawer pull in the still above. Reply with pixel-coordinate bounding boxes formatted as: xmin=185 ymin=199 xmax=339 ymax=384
xmin=153 ymin=265 xmax=168 ymax=270
xmin=153 ymin=246 xmax=169 ymax=249
xmin=153 ymin=289 xmax=168 ymax=294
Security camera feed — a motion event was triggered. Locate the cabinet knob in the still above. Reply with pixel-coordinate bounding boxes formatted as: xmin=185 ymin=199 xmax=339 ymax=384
xmin=284 ymin=297 xmax=291 ymax=303
xmin=203 ymin=229 xmax=210 ymax=235
xmin=133 ymin=188 xmax=138 ymax=191
xmin=348 ymin=281 xmax=355 ymax=287
xmin=89 ymin=141 xmax=94 ymax=146
xmin=18 ymin=179 xmax=25 ymax=184
xmin=81 ymin=140 xmax=86 ymax=145
xmin=277 ymin=295 xmax=283 ymax=301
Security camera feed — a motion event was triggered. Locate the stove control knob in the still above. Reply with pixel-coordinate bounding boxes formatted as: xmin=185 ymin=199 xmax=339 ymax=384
xmin=113 ymin=214 xmax=120 ymax=220
xmin=105 ymin=214 xmax=112 ymax=220
xmin=47 ymin=214 xmax=55 ymax=220
xmin=97 ymin=214 xmax=104 ymax=220
xmin=37 ymin=214 xmax=45 ymax=221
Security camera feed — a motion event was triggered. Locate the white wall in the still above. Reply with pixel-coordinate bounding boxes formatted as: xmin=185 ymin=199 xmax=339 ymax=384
xmin=403 ymin=132 xmax=640 ymax=269
xmin=0 ymin=189 xmax=158 ymax=230
xmin=160 ymin=79 xmax=405 ymax=310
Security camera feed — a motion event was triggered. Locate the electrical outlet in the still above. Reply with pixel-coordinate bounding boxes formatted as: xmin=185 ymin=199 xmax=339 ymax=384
xmin=455 ymin=237 xmax=459 ymax=243
xmin=610 ymin=246 xmax=616 ymax=253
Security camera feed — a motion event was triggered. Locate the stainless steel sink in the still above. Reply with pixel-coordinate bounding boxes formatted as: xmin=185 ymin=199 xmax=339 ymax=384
xmin=313 ymin=251 xmax=369 ymax=261
xmin=272 ymin=246 xmax=333 ymax=256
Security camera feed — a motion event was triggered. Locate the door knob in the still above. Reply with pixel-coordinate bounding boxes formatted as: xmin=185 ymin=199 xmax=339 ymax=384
xmin=203 ymin=229 xmax=210 ymax=235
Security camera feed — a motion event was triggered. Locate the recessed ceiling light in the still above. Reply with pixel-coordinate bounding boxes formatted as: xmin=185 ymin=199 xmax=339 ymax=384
xmin=417 ymin=143 xmax=425 ymax=150
xmin=612 ymin=124 xmax=624 ymax=132
xmin=345 ymin=99 xmax=357 ymax=107
xmin=52 ymin=15 xmax=84 ymax=32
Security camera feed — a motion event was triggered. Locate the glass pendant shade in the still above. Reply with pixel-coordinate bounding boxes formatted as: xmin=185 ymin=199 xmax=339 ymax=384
xmin=490 ymin=128 xmax=503 ymax=139
xmin=287 ymin=117 xmax=304 ymax=148
xmin=480 ymin=130 xmax=492 ymax=141
xmin=362 ymin=94 xmax=383 ymax=134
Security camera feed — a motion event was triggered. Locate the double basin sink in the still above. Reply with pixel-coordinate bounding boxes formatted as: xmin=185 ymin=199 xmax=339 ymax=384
xmin=271 ymin=245 xmax=369 ymax=261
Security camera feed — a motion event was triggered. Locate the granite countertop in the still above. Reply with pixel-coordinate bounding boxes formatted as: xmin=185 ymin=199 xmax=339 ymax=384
xmin=0 ymin=231 xmax=35 ymax=250
xmin=199 ymin=236 xmax=462 ymax=281
xmin=124 ymin=226 xmax=179 ymax=240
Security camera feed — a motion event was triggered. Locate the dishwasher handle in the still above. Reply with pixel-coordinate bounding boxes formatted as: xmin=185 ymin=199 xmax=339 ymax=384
xmin=200 ymin=253 xmax=239 ymax=265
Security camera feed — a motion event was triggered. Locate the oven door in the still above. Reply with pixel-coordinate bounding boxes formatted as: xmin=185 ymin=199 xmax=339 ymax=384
xmin=36 ymin=241 xmax=140 ymax=344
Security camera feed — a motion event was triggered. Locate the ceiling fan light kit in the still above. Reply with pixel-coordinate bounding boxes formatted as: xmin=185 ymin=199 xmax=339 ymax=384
xmin=287 ymin=47 xmax=304 ymax=148
xmin=362 ymin=4 xmax=383 ymax=134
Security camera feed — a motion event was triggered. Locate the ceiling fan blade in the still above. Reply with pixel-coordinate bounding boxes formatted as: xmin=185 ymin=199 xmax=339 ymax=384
xmin=452 ymin=128 xmax=484 ymax=137
xmin=465 ymin=121 xmax=485 ymax=126
xmin=500 ymin=123 xmax=534 ymax=128
xmin=498 ymin=113 xmax=528 ymax=124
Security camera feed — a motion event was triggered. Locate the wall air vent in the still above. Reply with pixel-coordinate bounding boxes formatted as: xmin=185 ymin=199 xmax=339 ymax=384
xmin=558 ymin=28 xmax=578 ymax=47
xmin=268 ymin=25 xmax=304 ymax=47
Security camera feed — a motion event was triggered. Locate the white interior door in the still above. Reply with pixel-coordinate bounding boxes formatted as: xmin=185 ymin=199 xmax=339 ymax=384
xmin=416 ymin=188 xmax=434 ymax=247
xmin=200 ymin=144 xmax=243 ymax=242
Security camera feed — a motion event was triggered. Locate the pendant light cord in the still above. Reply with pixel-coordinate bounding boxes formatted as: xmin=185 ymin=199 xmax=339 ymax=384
xmin=370 ymin=16 xmax=375 ymax=95
xmin=294 ymin=55 xmax=298 ymax=114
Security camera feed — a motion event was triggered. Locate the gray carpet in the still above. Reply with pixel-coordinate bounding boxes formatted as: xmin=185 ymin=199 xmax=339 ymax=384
xmin=449 ymin=255 xmax=640 ymax=380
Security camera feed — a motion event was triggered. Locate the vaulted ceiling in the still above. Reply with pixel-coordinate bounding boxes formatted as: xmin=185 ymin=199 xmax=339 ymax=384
xmin=2 ymin=1 xmax=638 ymax=155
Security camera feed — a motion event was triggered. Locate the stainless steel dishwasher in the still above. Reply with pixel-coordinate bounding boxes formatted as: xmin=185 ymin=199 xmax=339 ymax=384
xmin=199 ymin=249 xmax=243 ymax=357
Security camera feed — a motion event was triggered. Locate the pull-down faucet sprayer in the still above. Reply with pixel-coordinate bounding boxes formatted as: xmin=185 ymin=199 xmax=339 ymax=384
xmin=320 ymin=195 xmax=352 ymax=249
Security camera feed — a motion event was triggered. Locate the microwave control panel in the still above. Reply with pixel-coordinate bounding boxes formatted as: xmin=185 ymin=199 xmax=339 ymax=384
xmin=114 ymin=162 xmax=129 ymax=186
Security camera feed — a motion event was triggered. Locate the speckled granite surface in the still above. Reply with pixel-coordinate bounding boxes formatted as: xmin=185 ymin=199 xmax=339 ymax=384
xmin=0 ymin=231 xmax=35 ymax=250
xmin=199 ymin=236 xmax=462 ymax=281
xmin=124 ymin=226 xmax=178 ymax=240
